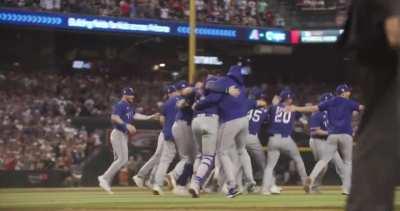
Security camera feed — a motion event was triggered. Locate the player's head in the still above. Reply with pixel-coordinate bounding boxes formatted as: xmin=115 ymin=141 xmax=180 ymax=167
xmin=319 ymin=92 xmax=334 ymax=103
xmin=121 ymin=87 xmax=135 ymax=103
xmin=335 ymin=84 xmax=352 ymax=98
xmin=175 ymin=80 xmax=189 ymax=95
xmin=227 ymin=65 xmax=250 ymax=85
xmin=166 ymin=85 xmax=177 ymax=97
xmin=279 ymin=90 xmax=294 ymax=105
xmin=252 ymin=88 xmax=267 ymax=101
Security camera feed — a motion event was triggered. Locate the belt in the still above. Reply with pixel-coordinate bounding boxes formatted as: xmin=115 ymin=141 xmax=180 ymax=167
xmin=195 ymin=113 xmax=218 ymax=118
xmin=272 ymin=133 xmax=290 ymax=138
xmin=311 ymin=135 xmax=328 ymax=139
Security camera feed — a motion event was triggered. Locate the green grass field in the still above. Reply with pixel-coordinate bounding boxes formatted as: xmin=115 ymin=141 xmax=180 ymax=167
xmin=0 ymin=186 xmax=399 ymax=211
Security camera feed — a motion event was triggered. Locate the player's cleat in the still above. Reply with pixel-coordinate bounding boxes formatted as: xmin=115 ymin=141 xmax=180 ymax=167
xmin=270 ymin=185 xmax=282 ymax=194
xmin=245 ymin=182 xmax=257 ymax=193
xmin=341 ymin=189 xmax=350 ymax=196
xmin=310 ymin=189 xmax=322 ymax=194
xmin=166 ymin=173 xmax=176 ymax=191
xmin=188 ymin=183 xmax=200 ymax=198
xmin=152 ymin=185 xmax=163 ymax=195
xmin=261 ymin=190 xmax=272 ymax=195
xmin=303 ymin=177 xmax=312 ymax=194
xmin=226 ymin=186 xmax=242 ymax=198
xmin=172 ymin=185 xmax=189 ymax=196
xmin=132 ymin=175 xmax=145 ymax=188
xmin=98 ymin=176 xmax=113 ymax=194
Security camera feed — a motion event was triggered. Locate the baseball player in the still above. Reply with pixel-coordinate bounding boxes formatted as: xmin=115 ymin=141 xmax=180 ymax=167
xmin=194 ymin=65 xmax=265 ymax=198
xmin=132 ymin=86 xmax=178 ymax=188
xmin=98 ymin=87 xmax=159 ymax=194
xmin=288 ymin=84 xmax=364 ymax=195
xmin=308 ymin=92 xmax=345 ymax=193
xmin=243 ymin=91 xmax=281 ymax=194
xmin=261 ymin=90 xmax=308 ymax=195
xmin=168 ymin=80 xmax=197 ymax=194
xmin=151 ymin=85 xmax=181 ymax=195
xmin=188 ymin=75 xmax=221 ymax=198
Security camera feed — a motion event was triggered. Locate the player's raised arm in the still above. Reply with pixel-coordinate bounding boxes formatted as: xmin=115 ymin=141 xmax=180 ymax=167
xmin=287 ymin=105 xmax=319 ymax=113
xmin=134 ymin=113 xmax=160 ymax=121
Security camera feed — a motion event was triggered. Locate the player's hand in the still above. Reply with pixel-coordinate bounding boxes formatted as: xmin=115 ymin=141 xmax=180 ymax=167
xmin=256 ymin=99 xmax=267 ymax=107
xmin=150 ymin=113 xmax=161 ymax=120
xmin=177 ymin=99 xmax=187 ymax=108
xmin=192 ymin=102 xmax=198 ymax=111
xmin=126 ymin=124 xmax=137 ymax=135
xmin=385 ymin=16 xmax=400 ymax=49
xmin=228 ymin=86 xmax=240 ymax=97
xmin=272 ymin=95 xmax=280 ymax=105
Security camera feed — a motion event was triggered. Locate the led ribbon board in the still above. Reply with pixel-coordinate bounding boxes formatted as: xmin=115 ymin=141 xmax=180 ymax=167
xmin=0 ymin=8 xmax=342 ymax=44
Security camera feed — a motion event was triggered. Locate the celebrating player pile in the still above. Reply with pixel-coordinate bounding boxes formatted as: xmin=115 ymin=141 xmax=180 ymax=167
xmin=100 ymin=66 xmax=364 ymax=198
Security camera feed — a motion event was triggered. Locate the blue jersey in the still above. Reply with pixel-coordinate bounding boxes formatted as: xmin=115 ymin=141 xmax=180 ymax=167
xmin=112 ymin=100 xmax=135 ymax=133
xmin=175 ymin=93 xmax=194 ymax=124
xmin=318 ymin=96 xmax=359 ymax=135
xmin=309 ymin=111 xmax=329 ymax=138
xmin=162 ymin=96 xmax=179 ymax=141
xmin=248 ymin=108 xmax=269 ymax=135
xmin=267 ymin=104 xmax=302 ymax=137
xmin=195 ymin=67 xmax=255 ymax=123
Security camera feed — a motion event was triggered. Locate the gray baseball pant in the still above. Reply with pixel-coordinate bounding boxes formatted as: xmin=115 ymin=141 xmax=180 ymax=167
xmin=217 ymin=116 xmax=250 ymax=189
xmin=101 ymin=129 xmax=129 ymax=184
xmin=154 ymin=139 xmax=177 ymax=187
xmin=262 ymin=134 xmax=307 ymax=191
xmin=171 ymin=120 xmax=197 ymax=180
xmin=309 ymin=138 xmax=345 ymax=190
xmin=136 ymin=132 xmax=164 ymax=179
xmin=309 ymin=134 xmax=353 ymax=193
xmin=191 ymin=115 xmax=219 ymax=185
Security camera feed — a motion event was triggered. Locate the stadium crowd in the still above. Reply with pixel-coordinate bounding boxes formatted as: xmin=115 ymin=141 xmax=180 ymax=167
xmin=0 ymin=71 xmax=164 ymax=173
xmin=1 ymin=0 xmax=347 ymax=27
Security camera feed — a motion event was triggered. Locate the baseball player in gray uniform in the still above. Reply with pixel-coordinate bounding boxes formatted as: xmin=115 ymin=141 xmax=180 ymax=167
xmin=98 ymin=88 xmax=158 ymax=194
xmin=167 ymin=81 xmax=197 ymax=194
xmin=188 ymin=75 xmax=221 ymax=198
xmin=261 ymin=90 xmax=308 ymax=195
xmin=195 ymin=66 xmax=265 ymax=198
xmin=133 ymin=86 xmax=178 ymax=188
xmin=290 ymin=84 xmax=364 ymax=195
xmin=308 ymin=92 xmax=345 ymax=193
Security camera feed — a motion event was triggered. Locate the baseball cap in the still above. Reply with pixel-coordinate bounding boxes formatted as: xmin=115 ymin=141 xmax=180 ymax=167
xmin=122 ymin=87 xmax=135 ymax=96
xmin=279 ymin=90 xmax=294 ymax=101
xmin=166 ymin=85 xmax=176 ymax=94
xmin=319 ymin=92 xmax=334 ymax=103
xmin=175 ymin=80 xmax=189 ymax=90
xmin=335 ymin=84 xmax=351 ymax=95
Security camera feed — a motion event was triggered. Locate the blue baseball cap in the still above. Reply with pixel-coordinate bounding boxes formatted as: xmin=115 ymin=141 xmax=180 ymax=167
xmin=335 ymin=84 xmax=351 ymax=95
xmin=122 ymin=87 xmax=135 ymax=96
xmin=279 ymin=90 xmax=294 ymax=101
xmin=319 ymin=92 xmax=334 ymax=103
xmin=251 ymin=88 xmax=266 ymax=100
xmin=166 ymin=85 xmax=176 ymax=94
xmin=175 ymin=80 xmax=189 ymax=90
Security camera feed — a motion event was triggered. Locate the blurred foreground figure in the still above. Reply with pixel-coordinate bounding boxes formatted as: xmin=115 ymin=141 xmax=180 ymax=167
xmin=340 ymin=0 xmax=400 ymax=210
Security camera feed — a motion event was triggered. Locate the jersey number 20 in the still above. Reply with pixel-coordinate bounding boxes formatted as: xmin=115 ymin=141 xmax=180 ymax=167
xmin=274 ymin=107 xmax=291 ymax=124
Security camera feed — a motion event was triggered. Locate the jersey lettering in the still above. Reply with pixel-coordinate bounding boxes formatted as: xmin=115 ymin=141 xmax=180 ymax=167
xmin=248 ymin=109 xmax=262 ymax=122
xmin=274 ymin=107 xmax=291 ymax=124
